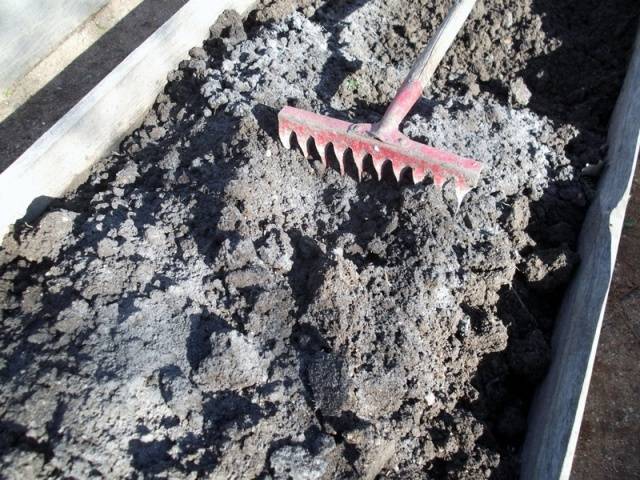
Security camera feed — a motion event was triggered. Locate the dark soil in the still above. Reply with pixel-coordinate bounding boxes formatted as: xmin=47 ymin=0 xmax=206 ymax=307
xmin=1 ymin=0 xmax=638 ymax=478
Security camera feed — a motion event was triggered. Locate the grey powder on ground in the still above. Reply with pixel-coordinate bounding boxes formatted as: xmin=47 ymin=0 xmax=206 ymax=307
xmin=2 ymin=0 xmax=639 ymax=478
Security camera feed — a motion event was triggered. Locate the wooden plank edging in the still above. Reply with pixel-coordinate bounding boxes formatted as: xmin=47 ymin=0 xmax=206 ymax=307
xmin=0 ymin=0 xmax=109 ymax=92
xmin=521 ymin=28 xmax=640 ymax=480
xmin=0 ymin=0 xmax=148 ymax=123
xmin=0 ymin=0 xmax=256 ymax=239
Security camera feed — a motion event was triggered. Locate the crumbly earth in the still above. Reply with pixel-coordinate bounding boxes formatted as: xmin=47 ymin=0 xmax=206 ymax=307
xmin=1 ymin=0 xmax=638 ymax=478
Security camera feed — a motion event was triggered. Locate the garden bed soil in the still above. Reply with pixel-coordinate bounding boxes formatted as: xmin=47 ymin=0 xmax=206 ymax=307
xmin=1 ymin=0 xmax=638 ymax=478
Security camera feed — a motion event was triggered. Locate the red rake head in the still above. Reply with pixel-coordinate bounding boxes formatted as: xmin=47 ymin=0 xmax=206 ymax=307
xmin=278 ymin=105 xmax=483 ymax=204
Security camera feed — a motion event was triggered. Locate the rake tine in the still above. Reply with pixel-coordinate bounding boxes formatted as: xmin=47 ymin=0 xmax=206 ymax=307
xmin=353 ymin=154 xmax=364 ymax=180
xmin=297 ymin=133 xmax=310 ymax=158
xmin=337 ymin=153 xmax=346 ymax=175
xmin=279 ymin=128 xmax=292 ymax=149
xmin=372 ymin=158 xmax=384 ymax=180
xmin=321 ymin=146 xmax=331 ymax=167
xmin=332 ymin=144 xmax=345 ymax=170
xmin=392 ymin=162 xmax=404 ymax=182
xmin=413 ymin=169 xmax=426 ymax=184
xmin=314 ymin=139 xmax=327 ymax=160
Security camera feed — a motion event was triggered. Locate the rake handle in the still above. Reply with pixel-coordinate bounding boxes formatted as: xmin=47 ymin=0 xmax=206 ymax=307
xmin=372 ymin=0 xmax=477 ymax=140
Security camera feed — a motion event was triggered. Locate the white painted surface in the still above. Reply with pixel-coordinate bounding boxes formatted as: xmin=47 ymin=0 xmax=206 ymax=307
xmin=0 ymin=0 xmax=256 ymax=239
xmin=0 ymin=0 xmax=109 ymax=91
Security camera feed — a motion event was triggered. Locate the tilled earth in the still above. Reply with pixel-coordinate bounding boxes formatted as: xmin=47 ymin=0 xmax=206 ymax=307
xmin=1 ymin=0 xmax=638 ymax=478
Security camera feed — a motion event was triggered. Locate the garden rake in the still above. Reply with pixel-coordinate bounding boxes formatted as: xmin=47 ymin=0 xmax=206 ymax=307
xmin=278 ymin=0 xmax=481 ymax=204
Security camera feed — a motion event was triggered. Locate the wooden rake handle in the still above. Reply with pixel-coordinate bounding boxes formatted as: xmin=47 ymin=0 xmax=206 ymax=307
xmin=372 ymin=0 xmax=477 ymax=140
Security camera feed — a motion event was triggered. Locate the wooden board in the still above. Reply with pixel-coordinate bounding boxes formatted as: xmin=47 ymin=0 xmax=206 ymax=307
xmin=0 ymin=0 xmax=148 ymax=123
xmin=521 ymin=28 xmax=640 ymax=480
xmin=0 ymin=0 xmax=256 ymax=239
xmin=0 ymin=0 xmax=109 ymax=91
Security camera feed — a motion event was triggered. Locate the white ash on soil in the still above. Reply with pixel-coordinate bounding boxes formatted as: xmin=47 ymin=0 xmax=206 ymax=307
xmin=1 ymin=0 xmax=638 ymax=478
